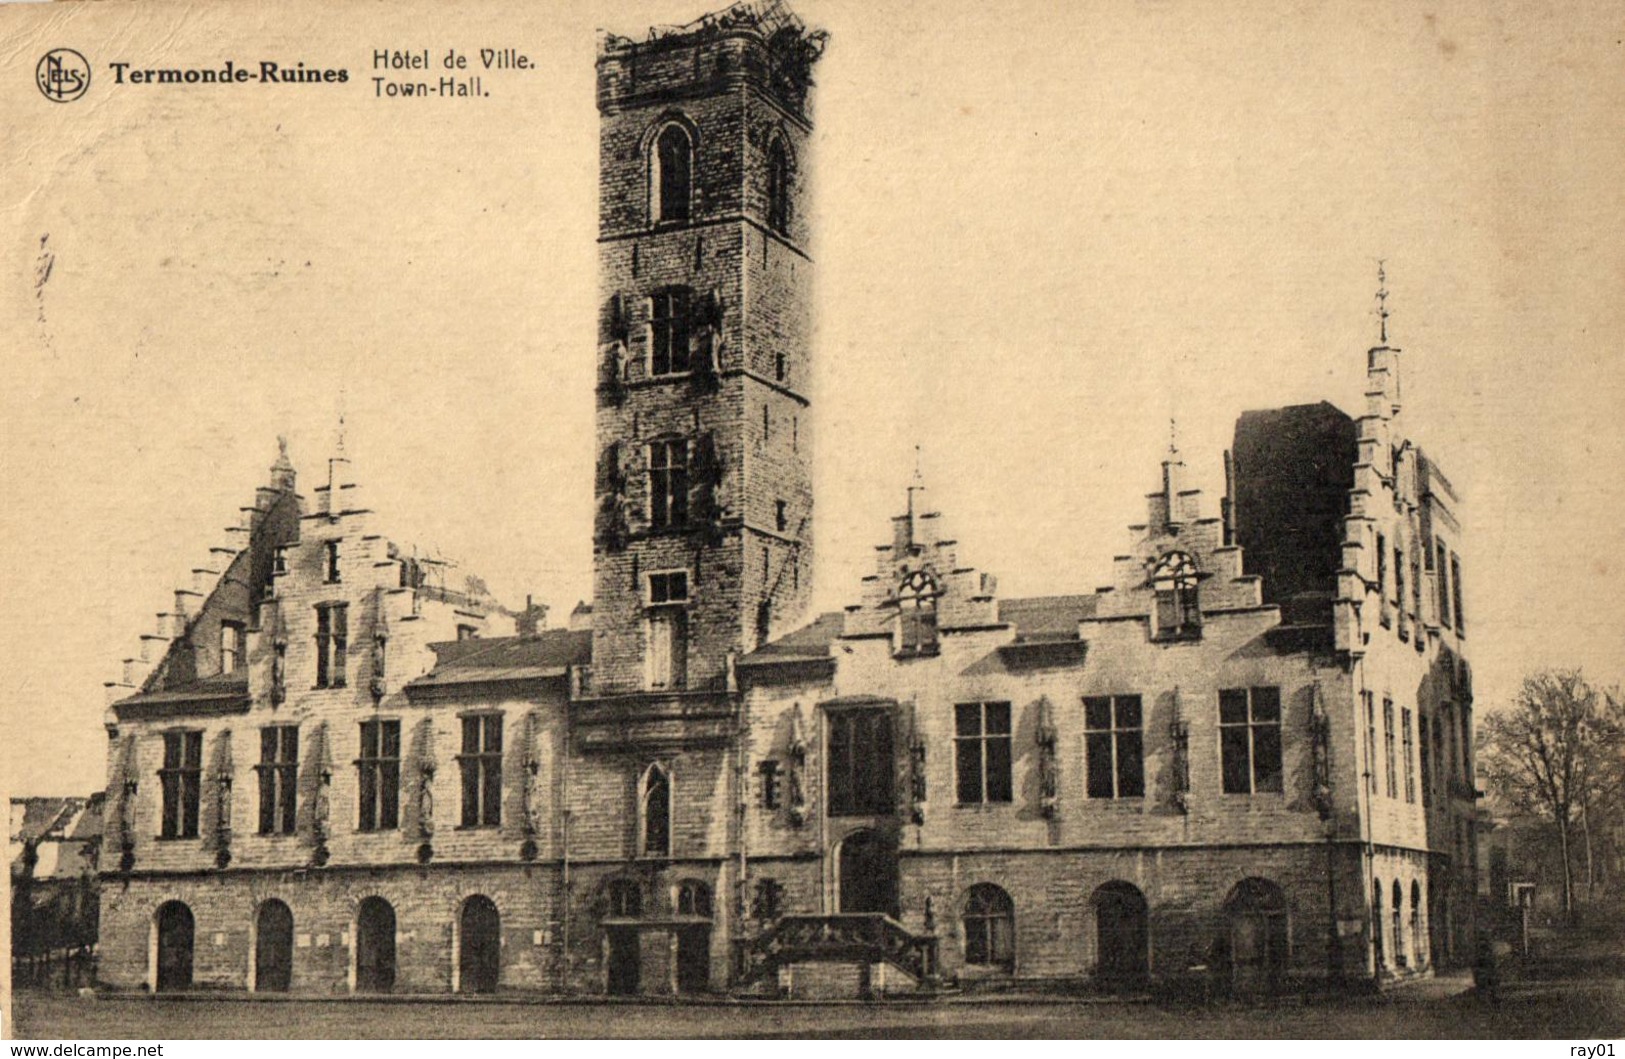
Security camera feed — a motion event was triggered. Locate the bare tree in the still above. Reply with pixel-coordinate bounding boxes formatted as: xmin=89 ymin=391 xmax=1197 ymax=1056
xmin=1479 ymin=670 xmax=1625 ymax=920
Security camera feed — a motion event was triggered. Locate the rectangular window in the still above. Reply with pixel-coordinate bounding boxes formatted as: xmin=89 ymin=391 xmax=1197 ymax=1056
xmin=955 ymin=702 xmax=1013 ymax=805
xmin=1084 ymin=695 xmax=1144 ymax=799
xmin=1394 ymin=545 xmax=1407 ymax=635
xmin=1419 ymin=712 xmax=1432 ymax=808
xmin=1383 ymin=698 xmax=1398 ymax=799
xmin=458 ymin=714 xmax=503 ymax=828
xmin=220 ymin=621 xmax=244 ymax=675
xmin=1450 ymin=552 xmax=1465 ymax=635
xmin=649 ymin=570 xmax=689 ymax=604
xmin=1363 ymin=691 xmax=1378 ymax=796
xmin=324 ymin=540 xmax=341 ymax=583
xmin=1436 ymin=541 xmax=1452 ymax=627
xmin=1375 ymin=532 xmax=1389 ymax=626
xmin=828 ymin=708 xmax=894 ymax=816
xmin=357 ymin=719 xmax=401 ymax=832
xmin=758 ymin=760 xmax=782 ymax=810
xmin=1219 ymin=687 xmax=1283 ymax=794
xmin=775 ymin=500 xmax=789 ymax=533
xmin=159 ymin=730 xmax=203 ymax=839
xmin=256 ymin=725 xmax=298 ymax=835
xmin=650 ymin=289 xmax=692 ymax=376
xmin=1402 ymin=707 xmax=1416 ymax=804
xmin=648 ymin=439 xmax=690 ymax=529
xmin=646 ymin=609 xmax=688 ymax=690
xmin=314 ymin=602 xmax=348 ymax=689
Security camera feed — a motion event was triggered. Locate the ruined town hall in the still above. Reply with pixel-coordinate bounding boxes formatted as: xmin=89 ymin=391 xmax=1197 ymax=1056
xmin=94 ymin=2 xmax=1478 ymax=999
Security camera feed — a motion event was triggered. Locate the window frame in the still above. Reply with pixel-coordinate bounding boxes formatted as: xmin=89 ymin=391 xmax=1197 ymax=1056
xmin=1151 ymin=552 xmax=1201 ymax=641
xmin=1402 ymin=707 xmax=1416 ymax=804
xmin=1218 ymin=686 xmax=1284 ymax=795
xmin=639 ymin=763 xmax=671 ymax=859
xmin=895 ymin=570 xmax=940 ymax=658
xmin=314 ymin=602 xmax=348 ymax=689
xmin=649 ymin=288 xmax=695 ymax=377
xmin=458 ymin=713 xmax=504 ymax=829
xmin=158 ymin=729 xmax=204 ymax=839
xmin=1383 ymin=697 xmax=1398 ymax=799
xmin=650 ymin=122 xmax=693 ymax=226
xmin=766 ymin=135 xmax=792 ymax=236
xmin=357 ymin=718 xmax=401 ymax=833
xmin=647 ymin=438 xmax=691 ymax=530
xmin=256 ymin=724 xmax=299 ymax=836
xmin=826 ymin=707 xmax=895 ymax=817
xmin=954 ymin=701 xmax=1014 ymax=806
xmin=961 ymin=883 xmax=1016 ymax=972
xmin=220 ymin=621 xmax=245 ymax=676
xmin=1084 ymin=694 xmax=1145 ymax=800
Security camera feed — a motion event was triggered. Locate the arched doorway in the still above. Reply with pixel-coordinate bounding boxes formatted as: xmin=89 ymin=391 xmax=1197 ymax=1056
xmin=837 ymin=829 xmax=898 ymax=917
xmin=675 ymin=881 xmax=712 ymax=994
xmin=1224 ymin=878 xmax=1288 ymax=994
xmin=354 ymin=897 xmax=397 ymax=993
xmin=154 ymin=901 xmax=194 ymax=992
xmin=458 ymin=895 xmax=500 ymax=994
xmin=254 ymin=899 xmax=294 ymax=992
xmin=1093 ymin=881 xmax=1149 ymax=987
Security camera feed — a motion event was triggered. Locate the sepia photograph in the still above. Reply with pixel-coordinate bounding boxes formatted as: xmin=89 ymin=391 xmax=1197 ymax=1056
xmin=3 ymin=0 xmax=1623 ymax=1043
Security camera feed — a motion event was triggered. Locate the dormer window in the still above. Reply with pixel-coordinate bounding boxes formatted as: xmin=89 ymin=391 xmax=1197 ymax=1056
xmin=896 ymin=569 xmax=940 ymax=657
xmin=651 ymin=123 xmax=692 ymax=225
xmin=1151 ymin=551 xmax=1200 ymax=641
xmin=220 ymin=621 xmax=245 ymax=676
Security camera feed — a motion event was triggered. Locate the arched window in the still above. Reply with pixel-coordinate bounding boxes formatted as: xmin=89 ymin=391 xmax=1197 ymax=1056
xmin=1410 ymin=880 xmax=1425 ymax=969
xmin=640 ymin=764 xmax=671 ymax=858
xmin=652 ymin=123 xmax=692 ymax=225
xmin=677 ymin=880 xmax=712 ymax=918
xmin=1151 ymin=551 xmax=1200 ymax=639
xmin=766 ymin=136 xmax=792 ymax=235
xmin=607 ymin=878 xmax=642 ymax=918
xmin=1392 ymin=879 xmax=1406 ymax=967
xmin=1371 ymin=877 xmax=1385 ymax=969
xmin=961 ymin=883 xmax=1015 ymax=971
xmin=896 ymin=569 xmax=940 ymax=657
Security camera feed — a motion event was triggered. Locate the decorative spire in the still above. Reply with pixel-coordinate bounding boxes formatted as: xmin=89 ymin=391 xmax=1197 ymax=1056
xmin=1376 ymin=259 xmax=1390 ymax=345
xmin=269 ymin=434 xmax=296 ymax=491
xmin=906 ymin=445 xmax=927 ymax=522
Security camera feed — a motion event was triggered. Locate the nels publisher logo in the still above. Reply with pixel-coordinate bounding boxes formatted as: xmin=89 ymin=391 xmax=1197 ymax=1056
xmin=36 ymin=48 xmax=91 ymax=102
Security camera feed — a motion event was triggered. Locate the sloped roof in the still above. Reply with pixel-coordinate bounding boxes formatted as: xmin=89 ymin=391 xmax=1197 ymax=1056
xmin=741 ymin=594 xmax=1101 ymax=666
xmin=998 ymin=594 xmax=1098 ymax=641
xmin=407 ymin=629 xmax=592 ymax=690
xmin=10 ymin=798 xmax=85 ymax=844
xmin=111 ymin=673 xmax=250 ymax=718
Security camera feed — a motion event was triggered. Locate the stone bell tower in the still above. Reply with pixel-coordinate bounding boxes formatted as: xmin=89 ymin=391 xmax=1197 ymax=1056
xmin=588 ymin=2 xmax=824 ymax=710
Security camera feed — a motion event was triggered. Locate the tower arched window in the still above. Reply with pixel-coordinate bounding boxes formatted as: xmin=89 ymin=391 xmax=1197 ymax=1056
xmin=652 ymin=123 xmax=693 ymax=225
xmin=766 ymin=136 xmax=792 ymax=235
xmin=639 ymin=763 xmax=671 ymax=858
xmin=1151 ymin=551 xmax=1201 ymax=640
xmin=896 ymin=569 xmax=940 ymax=657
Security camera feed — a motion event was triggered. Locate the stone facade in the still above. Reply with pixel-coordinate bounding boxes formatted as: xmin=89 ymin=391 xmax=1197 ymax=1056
xmin=94 ymin=1 xmax=1476 ymax=1000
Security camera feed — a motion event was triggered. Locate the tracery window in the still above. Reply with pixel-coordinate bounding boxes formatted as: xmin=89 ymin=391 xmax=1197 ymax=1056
xmin=1151 ymin=552 xmax=1200 ymax=640
xmin=896 ymin=570 xmax=940 ymax=657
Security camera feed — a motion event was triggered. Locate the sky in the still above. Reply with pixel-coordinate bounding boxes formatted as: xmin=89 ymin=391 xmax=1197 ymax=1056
xmin=3 ymin=0 xmax=1623 ymax=797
